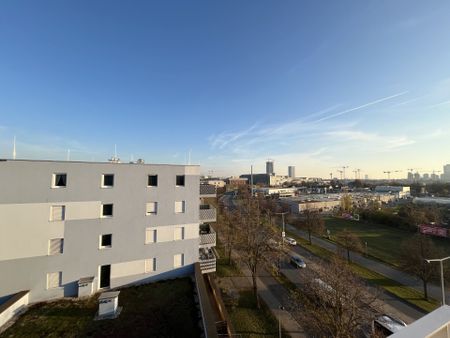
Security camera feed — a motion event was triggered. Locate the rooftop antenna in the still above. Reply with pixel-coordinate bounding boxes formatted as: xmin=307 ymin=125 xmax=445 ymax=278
xmin=12 ymin=136 xmax=16 ymax=160
xmin=114 ymin=144 xmax=117 ymax=159
xmin=67 ymin=149 xmax=71 ymax=161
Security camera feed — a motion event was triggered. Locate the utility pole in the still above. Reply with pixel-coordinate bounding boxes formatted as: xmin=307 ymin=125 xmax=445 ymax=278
xmin=250 ymin=165 xmax=254 ymax=197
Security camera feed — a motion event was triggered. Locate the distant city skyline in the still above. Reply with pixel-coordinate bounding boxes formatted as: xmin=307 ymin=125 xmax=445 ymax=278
xmin=0 ymin=1 xmax=449 ymax=178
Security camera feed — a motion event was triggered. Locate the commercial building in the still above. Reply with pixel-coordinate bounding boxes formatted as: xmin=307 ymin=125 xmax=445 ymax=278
xmin=0 ymin=159 xmax=216 ymax=304
xmin=255 ymin=187 xmax=297 ymax=197
xmin=374 ymin=186 xmax=410 ymax=198
xmin=240 ymin=173 xmax=287 ymax=187
xmin=201 ymin=178 xmax=226 ymax=188
xmin=226 ymin=177 xmax=248 ymax=187
xmin=288 ymin=166 xmax=295 ymax=178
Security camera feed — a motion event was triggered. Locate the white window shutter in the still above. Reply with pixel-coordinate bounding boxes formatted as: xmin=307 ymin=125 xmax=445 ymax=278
xmin=51 ymin=205 xmax=65 ymax=221
xmin=47 ymin=271 xmax=62 ymax=289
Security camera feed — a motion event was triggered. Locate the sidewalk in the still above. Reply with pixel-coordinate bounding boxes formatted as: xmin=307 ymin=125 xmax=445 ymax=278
xmin=286 ymin=223 xmax=450 ymax=305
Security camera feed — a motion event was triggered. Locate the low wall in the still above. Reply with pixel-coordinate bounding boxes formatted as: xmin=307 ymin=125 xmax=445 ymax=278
xmin=194 ymin=263 xmax=218 ymax=338
xmin=0 ymin=291 xmax=29 ymax=330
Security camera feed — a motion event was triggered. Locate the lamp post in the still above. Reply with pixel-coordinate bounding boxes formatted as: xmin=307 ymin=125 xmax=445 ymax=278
xmin=276 ymin=212 xmax=288 ymax=251
xmin=278 ymin=305 xmax=285 ymax=338
xmin=425 ymin=256 xmax=450 ymax=305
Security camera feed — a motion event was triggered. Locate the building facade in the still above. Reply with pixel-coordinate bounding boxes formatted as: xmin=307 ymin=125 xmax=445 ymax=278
xmin=0 ymin=159 xmax=216 ymax=304
xmin=266 ymin=160 xmax=274 ymax=175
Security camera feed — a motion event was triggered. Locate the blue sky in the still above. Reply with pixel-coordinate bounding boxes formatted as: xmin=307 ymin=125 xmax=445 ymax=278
xmin=0 ymin=1 xmax=449 ymax=178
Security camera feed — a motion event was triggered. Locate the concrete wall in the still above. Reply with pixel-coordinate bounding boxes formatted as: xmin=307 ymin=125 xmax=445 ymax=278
xmin=0 ymin=291 xmax=29 ymax=330
xmin=0 ymin=160 xmax=200 ymax=303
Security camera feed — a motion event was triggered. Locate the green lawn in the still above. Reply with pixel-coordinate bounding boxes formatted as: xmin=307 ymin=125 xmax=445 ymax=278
xmin=1 ymin=278 xmax=201 ymax=338
xmin=324 ymin=217 xmax=450 ymax=267
xmin=227 ymin=290 xmax=287 ymax=338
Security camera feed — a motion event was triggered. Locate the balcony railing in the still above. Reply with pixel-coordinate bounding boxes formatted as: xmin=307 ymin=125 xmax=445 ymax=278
xmin=199 ymin=248 xmax=216 ymax=274
xmin=200 ymin=184 xmax=217 ymax=197
xmin=199 ymin=205 xmax=217 ymax=223
xmin=199 ymin=226 xmax=216 ymax=248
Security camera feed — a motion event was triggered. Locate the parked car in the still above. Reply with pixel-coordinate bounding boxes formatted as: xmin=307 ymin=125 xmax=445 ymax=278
xmin=290 ymin=254 xmax=306 ymax=268
xmin=283 ymin=237 xmax=297 ymax=246
xmin=371 ymin=314 xmax=407 ymax=337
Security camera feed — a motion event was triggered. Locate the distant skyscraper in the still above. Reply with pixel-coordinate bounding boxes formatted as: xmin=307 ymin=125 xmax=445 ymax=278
xmin=407 ymin=172 xmax=414 ymax=181
xmin=266 ymin=160 xmax=274 ymax=175
xmin=288 ymin=166 xmax=295 ymax=178
xmin=443 ymin=164 xmax=450 ymax=182
xmin=364 ymin=174 xmax=368 ymax=180
xmin=414 ymin=172 xmax=421 ymax=181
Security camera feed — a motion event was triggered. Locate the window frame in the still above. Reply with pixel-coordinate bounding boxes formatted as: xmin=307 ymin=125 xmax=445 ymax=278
xmin=101 ymin=174 xmax=114 ymax=188
xmin=101 ymin=203 xmax=114 ymax=218
xmin=100 ymin=234 xmax=112 ymax=249
xmin=52 ymin=173 xmax=67 ymax=188
xmin=146 ymin=202 xmax=158 ymax=215
xmin=48 ymin=238 xmax=64 ymax=255
xmin=173 ymin=253 xmax=185 ymax=268
xmin=176 ymin=175 xmax=185 ymax=187
xmin=174 ymin=226 xmax=185 ymax=241
xmin=147 ymin=175 xmax=158 ymax=187
xmin=46 ymin=271 xmax=62 ymax=289
xmin=174 ymin=201 xmax=186 ymax=214
xmin=145 ymin=228 xmax=157 ymax=244
xmin=50 ymin=205 xmax=66 ymax=222
xmin=145 ymin=258 xmax=157 ymax=273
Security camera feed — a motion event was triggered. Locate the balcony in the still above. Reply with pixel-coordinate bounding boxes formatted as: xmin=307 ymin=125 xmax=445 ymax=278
xmin=199 ymin=204 xmax=216 ymax=223
xmin=200 ymin=184 xmax=216 ymax=198
xmin=199 ymin=248 xmax=216 ymax=274
xmin=199 ymin=224 xmax=216 ymax=248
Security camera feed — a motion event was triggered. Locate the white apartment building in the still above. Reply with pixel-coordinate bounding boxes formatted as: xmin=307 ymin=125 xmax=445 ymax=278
xmin=0 ymin=159 xmax=216 ymax=304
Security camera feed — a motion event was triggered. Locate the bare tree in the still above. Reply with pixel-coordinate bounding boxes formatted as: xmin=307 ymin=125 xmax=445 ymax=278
xmin=340 ymin=193 xmax=353 ymax=214
xmin=291 ymin=257 xmax=379 ymax=338
xmin=235 ymin=190 xmax=276 ymax=308
xmin=302 ymin=208 xmax=325 ymax=245
xmin=399 ymin=233 xmax=441 ymax=300
xmin=336 ymin=228 xmax=364 ymax=263
xmin=219 ymin=206 xmax=238 ymax=265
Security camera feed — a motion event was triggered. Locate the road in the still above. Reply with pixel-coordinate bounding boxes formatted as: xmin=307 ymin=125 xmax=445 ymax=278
xmin=285 ymin=223 xmax=450 ymax=305
xmin=281 ymin=244 xmax=425 ymax=323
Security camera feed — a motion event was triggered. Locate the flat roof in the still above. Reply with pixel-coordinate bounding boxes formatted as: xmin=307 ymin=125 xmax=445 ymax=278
xmin=390 ymin=305 xmax=450 ymax=338
xmin=0 ymin=158 xmax=199 ymax=167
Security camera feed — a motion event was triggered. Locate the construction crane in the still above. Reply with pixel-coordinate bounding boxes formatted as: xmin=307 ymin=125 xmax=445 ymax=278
xmin=337 ymin=170 xmax=343 ymax=180
xmin=383 ymin=170 xmax=402 ymax=180
xmin=357 ymin=169 xmax=362 ymax=180
xmin=352 ymin=170 xmax=358 ymax=180
xmin=329 ymin=172 xmax=333 ymax=180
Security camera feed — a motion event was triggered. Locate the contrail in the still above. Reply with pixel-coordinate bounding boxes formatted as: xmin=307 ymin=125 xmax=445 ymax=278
xmin=313 ymin=91 xmax=409 ymax=123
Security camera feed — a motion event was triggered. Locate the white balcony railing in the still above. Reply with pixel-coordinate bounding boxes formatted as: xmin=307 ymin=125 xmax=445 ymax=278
xmin=199 ymin=249 xmax=216 ymax=274
xmin=199 ymin=228 xmax=216 ymax=248
xmin=199 ymin=205 xmax=216 ymax=223
xmin=200 ymin=184 xmax=217 ymax=197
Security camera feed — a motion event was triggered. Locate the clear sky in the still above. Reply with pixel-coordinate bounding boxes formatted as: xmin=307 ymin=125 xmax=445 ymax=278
xmin=0 ymin=1 xmax=449 ymax=178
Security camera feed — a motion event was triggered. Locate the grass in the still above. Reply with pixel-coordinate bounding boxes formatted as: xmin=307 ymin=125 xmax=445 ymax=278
xmin=286 ymin=230 xmax=440 ymax=313
xmin=227 ymin=290 xmax=288 ymax=338
xmin=216 ymin=257 xmax=243 ymax=278
xmin=1 ymin=278 xmax=201 ymax=338
xmin=323 ymin=217 xmax=450 ymax=267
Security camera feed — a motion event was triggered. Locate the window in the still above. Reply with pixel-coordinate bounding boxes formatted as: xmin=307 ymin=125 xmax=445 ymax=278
xmin=174 ymin=227 xmax=184 ymax=241
xmin=102 ymin=204 xmax=113 ymax=217
xmin=102 ymin=174 xmax=114 ymax=187
xmin=100 ymin=265 xmax=111 ymax=288
xmin=176 ymin=175 xmax=185 ymax=186
xmin=145 ymin=228 xmax=157 ymax=244
xmin=148 ymin=175 xmax=158 ymax=187
xmin=47 ymin=271 xmax=62 ymax=289
xmin=48 ymin=238 xmax=64 ymax=255
xmin=53 ymin=173 xmax=67 ymax=188
xmin=175 ymin=201 xmax=185 ymax=213
xmin=50 ymin=205 xmax=65 ymax=221
xmin=145 ymin=258 xmax=157 ymax=273
xmin=173 ymin=253 xmax=184 ymax=268
xmin=146 ymin=202 xmax=157 ymax=215
xmin=100 ymin=234 xmax=112 ymax=248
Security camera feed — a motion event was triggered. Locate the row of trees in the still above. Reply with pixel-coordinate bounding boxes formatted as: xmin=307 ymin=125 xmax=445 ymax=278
xmin=217 ymin=192 xmax=381 ymax=337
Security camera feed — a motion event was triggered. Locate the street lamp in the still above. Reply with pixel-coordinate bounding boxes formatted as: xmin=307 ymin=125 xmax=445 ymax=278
xmin=425 ymin=256 xmax=450 ymax=305
xmin=276 ymin=212 xmax=288 ymax=251
xmin=278 ymin=305 xmax=285 ymax=338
